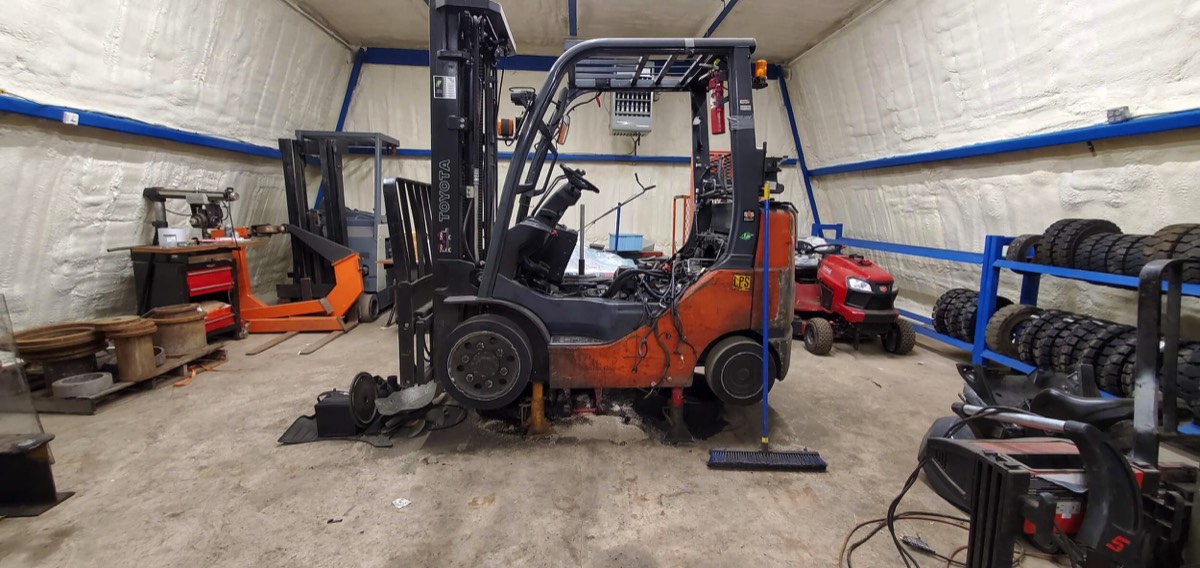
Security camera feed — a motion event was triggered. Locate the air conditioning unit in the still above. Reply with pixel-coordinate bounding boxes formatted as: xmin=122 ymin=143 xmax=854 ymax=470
xmin=610 ymin=91 xmax=652 ymax=136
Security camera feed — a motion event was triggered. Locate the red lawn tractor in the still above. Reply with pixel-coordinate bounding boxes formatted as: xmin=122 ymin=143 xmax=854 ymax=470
xmin=792 ymin=238 xmax=916 ymax=356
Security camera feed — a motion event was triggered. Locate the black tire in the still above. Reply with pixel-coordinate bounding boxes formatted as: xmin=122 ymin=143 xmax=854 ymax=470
xmin=1105 ymin=234 xmax=1142 ymax=275
xmin=803 ymin=318 xmax=834 ymax=355
xmin=1177 ymin=349 xmax=1200 ymax=410
xmin=1016 ymin=310 xmax=1062 ymax=364
xmin=439 ymin=314 xmax=533 ymax=410
xmin=357 ymin=294 xmax=381 ymax=323
xmin=985 ymin=304 xmax=1041 ymax=357
xmin=1147 ymin=224 xmax=1200 ymax=282
xmin=1072 ymin=234 xmax=1106 ymax=270
xmin=1097 ymin=331 xmax=1137 ymax=395
xmin=957 ymin=295 xmax=1013 ymax=344
xmin=1042 ymin=219 xmax=1121 ymax=268
xmin=882 ymin=319 xmax=917 ymax=355
xmin=1079 ymin=323 xmax=1135 ymax=371
xmin=1121 ymin=235 xmax=1154 ymax=277
xmin=1053 ymin=318 xmax=1107 ymax=373
xmin=932 ymin=288 xmax=974 ymax=335
xmin=1081 ymin=233 xmax=1125 ymax=273
xmin=943 ymin=290 xmax=979 ymax=341
xmin=1034 ymin=314 xmax=1080 ymax=370
xmin=705 ymin=336 xmax=777 ymax=405
xmin=1005 ymin=234 xmax=1042 ymax=269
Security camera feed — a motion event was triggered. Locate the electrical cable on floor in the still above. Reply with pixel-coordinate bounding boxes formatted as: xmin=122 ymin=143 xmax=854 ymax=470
xmin=844 ymin=407 xmax=1043 ymax=568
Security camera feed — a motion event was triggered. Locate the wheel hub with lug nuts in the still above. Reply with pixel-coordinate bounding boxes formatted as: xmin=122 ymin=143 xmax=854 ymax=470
xmin=447 ymin=330 xmax=521 ymax=402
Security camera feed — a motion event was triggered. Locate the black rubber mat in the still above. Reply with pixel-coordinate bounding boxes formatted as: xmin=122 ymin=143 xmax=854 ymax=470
xmin=278 ymin=415 xmax=395 ymax=448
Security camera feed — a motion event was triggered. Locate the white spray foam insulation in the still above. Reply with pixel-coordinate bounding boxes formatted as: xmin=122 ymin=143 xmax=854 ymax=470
xmin=341 ymin=64 xmax=812 ymax=250
xmin=784 ymin=0 xmax=1200 ymax=323
xmin=0 ymin=0 xmax=351 ymax=146
xmin=0 ymin=0 xmax=352 ymax=328
xmin=0 ymin=118 xmax=304 ymax=329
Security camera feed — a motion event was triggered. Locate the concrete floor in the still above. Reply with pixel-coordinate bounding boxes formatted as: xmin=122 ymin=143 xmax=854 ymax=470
xmin=0 ymin=326 xmax=1054 ymax=567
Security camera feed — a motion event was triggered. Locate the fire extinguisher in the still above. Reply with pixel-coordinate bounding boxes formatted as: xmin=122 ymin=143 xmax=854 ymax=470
xmin=709 ymin=70 xmax=726 ymax=135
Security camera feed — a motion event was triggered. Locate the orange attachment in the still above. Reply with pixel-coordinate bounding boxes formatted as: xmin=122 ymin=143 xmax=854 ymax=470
xmin=231 ymin=246 xmax=363 ymax=333
xmin=754 ymin=59 xmax=768 ymax=80
xmin=549 ymin=207 xmax=795 ymax=389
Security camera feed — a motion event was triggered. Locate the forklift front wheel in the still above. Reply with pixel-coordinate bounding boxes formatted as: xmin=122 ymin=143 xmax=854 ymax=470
xmin=357 ymin=294 xmax=380 ymax=323
xmin=803 ymin=319 xmax=834 ymax=356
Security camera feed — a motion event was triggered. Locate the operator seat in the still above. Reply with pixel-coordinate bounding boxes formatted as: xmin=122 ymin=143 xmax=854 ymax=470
xmin=496 ymin=182 xmax=583 ymax=284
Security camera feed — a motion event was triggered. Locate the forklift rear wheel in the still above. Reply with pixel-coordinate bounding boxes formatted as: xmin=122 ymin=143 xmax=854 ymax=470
xmin=882 ymin=319 xmax=916 ymax=355
xmin=441 ymin=314 xmax=533 ymax=410
xmin=803 ymin=319 xmax=834 ymax=356
xmin=357 ymin=294 xmax=380 ymax=323
xmin=704 ymin=336 xmax=776 ymax=405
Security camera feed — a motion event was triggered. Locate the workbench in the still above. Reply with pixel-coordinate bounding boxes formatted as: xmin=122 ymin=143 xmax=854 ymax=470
xmin=130 ymin=243 xmax=250 ymax=338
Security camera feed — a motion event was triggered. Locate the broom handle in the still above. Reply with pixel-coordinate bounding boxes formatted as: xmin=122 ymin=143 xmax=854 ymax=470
xmin=761 ymin=191 xmax=771 ymax=452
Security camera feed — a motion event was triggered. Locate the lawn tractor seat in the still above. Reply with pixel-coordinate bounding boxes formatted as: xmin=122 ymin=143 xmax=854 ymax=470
xmin=794 ymin=236 xmax=828 ymax=282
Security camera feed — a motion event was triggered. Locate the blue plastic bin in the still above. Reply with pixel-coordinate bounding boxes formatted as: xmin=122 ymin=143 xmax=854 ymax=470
xmin=608 ymin=233 xmax=644 ymax=252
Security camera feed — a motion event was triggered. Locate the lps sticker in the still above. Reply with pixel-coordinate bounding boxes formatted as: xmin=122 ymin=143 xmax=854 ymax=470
xmin=733 ymin=274 xmax=753 ymax=292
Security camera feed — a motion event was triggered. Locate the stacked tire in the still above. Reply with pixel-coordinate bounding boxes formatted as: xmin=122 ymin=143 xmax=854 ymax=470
xmin=1007 ymin=220 xmax=1200 ymax=281
xmin=932 ymin=288 xmax=1013 ymax=343
xmin=983 ymin=305 xmax=1200 ymax=408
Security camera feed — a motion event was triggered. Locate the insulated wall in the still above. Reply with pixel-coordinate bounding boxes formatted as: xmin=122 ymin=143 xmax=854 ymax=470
xmin=0 ymin=0 xmax=351 ymax=327
xmin=786 ymin=0 xmax=1200 ymax=322
xmin=339 ymin=63 xmax=809 ymax=252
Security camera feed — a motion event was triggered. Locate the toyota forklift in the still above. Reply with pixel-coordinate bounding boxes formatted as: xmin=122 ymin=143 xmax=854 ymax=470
xmin=347 ymin=0 xmax=797 ymax=440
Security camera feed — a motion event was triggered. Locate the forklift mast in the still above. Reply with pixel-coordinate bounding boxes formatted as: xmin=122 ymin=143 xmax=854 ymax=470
xmin=428 ymin=0 xmax=515 ymax=280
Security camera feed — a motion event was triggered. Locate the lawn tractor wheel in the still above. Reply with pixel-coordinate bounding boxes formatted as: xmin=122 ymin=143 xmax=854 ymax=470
xmin=1053 ymin=318 xmax=1107 ymax=373
xmin=1033 ymin=314 xmax=1080 ymax=370
xmin=440 ymin=314 xmax=533 ymax=410
xmin=1015 ymin=310 xmax=1062 ymax=364
xmin=1105 ymin=234 xmax=1142 ymax=275
xmin=1147 ymin=224 xmax=1200 ymax=281
xmin=802 ymin=318 xmax=834 ymax=356
xmin=705 ymin=336 xmax=777 ymax=405
xmin=985 ymin=304 xmax=1041 ymax=358
xmin=932 ymin=288 xmax=974 ymax=335
xmin=882 ymin=319 xmax=917 ymax=355
xmin=1042 ymin=219 xmax=1121 ymax=268
xmin=1097 ymin=331 xmax=1137 ymax=395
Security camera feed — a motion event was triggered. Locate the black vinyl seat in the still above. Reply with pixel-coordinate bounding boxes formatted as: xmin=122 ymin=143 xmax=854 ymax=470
xmin=1029 ymin=389 xmax=1133 ymax=430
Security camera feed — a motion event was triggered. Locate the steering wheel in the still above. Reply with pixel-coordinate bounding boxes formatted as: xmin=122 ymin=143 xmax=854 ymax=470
xmin=796 ymin=241 xmax=843 ymax=255
xmin=560 ymin=165 xmax=600 ymax=193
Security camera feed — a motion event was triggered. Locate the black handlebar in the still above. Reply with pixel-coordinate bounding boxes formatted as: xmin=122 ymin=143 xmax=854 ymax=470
xmin=560 ymin=165 xmax=600 ymax=193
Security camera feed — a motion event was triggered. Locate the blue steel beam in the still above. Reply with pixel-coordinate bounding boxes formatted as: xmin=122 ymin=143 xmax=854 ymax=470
xmin=335 ymin=48 xmax=366 ymax=131
xmin=832 ymin=237 xmax=985 ymax=264
xmin=0 ymin=94 xmax=280 ymax=159
xmin=776 ymin=76 xmax=822 ymax=225
xmin=567 ymin=0 xmax=578 ymax=37
xmin=994 ymin=259 xmax=1200 ymax=296
xmin=703 ymin=0 xmax=740 ymax=38
xmin=809 ymin=107 xmax=1200 ymax=177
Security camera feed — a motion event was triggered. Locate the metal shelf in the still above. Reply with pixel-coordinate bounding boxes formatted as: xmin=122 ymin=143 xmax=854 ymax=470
xmin=817 ymin=224 xmax=1199 ymax=436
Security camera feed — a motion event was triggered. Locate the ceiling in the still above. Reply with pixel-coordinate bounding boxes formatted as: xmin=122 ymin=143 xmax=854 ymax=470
xmin=294 ymin=0 xmax=875 ymax=62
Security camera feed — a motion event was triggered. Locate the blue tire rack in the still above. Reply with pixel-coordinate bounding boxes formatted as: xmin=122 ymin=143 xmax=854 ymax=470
xmin=811 ymin=222 xmax=1200 ymax=435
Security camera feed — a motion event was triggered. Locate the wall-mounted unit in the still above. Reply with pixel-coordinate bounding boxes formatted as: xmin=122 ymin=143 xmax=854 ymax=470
xmin=610 ymin=91 xmax=653 ymax=136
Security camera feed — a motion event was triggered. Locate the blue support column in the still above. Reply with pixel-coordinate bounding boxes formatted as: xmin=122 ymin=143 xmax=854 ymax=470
xmin=317 ymin=48 xmax=367 ymax=207
xmin=567 ymin=0 xmax=578 ymax=37
xmin=776 ymin=77 xmax=822 ymax=226
xmin=703 ymin=0 xmax=740 ymax=37
xmin=971 ymin=235 xmax=1006 ymax=364
xmin=1019 ymin=273 xmax=1041 ymax=306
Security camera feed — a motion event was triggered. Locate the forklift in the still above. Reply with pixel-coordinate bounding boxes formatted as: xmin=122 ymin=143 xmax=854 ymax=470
xmin=349 ymin=0 xmax=797 ymax=439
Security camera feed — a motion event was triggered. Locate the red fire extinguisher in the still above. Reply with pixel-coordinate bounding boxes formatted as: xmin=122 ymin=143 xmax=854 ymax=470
xmin=709 ymin=70 xmax=726 ymax=135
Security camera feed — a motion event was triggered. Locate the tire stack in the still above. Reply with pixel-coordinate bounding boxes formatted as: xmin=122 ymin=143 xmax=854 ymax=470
xmin=984 ymin=305 xmax=1200 ymax=408
xmin=1008 ymin=220 xmax=1200 ymax=280
xmin=931 ymin=288 xmax=1013 ymax=343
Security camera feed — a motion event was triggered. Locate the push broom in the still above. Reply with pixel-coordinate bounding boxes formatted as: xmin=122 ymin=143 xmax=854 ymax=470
xmin=707 ymin=185 xmax=827 ymax=472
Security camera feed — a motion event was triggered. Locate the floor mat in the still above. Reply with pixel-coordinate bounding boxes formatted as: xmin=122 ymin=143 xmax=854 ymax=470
xmin=277 ymin=415 xmax=396 ymax=448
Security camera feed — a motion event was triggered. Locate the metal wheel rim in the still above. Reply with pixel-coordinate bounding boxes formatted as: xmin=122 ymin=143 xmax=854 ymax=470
xmin=714 ymin=350 xmax=763 ymax=400
xmin=446 ymin=330 xmax=522 ymax=403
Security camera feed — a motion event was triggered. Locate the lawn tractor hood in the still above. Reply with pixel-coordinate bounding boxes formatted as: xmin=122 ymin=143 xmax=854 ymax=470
xmin=820 ymin=255 xmax=895 ymax=291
